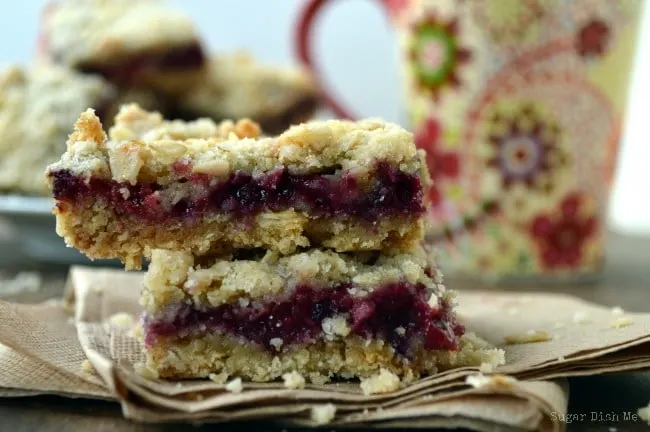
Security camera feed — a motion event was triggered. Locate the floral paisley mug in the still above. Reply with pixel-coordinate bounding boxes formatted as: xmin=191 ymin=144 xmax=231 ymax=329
xmin=296 ymin=0 xmax=643 ymax=282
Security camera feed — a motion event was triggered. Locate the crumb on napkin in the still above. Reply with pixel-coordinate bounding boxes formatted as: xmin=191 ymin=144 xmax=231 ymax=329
xmin=504 ymin=330 xmax=552 ymax=345
xmin=360 ymin=368 xmax=401 ymax=395
xmin=311 ymin=403 xmax=336 ymax=425
xmin=225 ymin=377 xmax=243 ymax=393
xmin=282 ymin=371 xmax=306 ymax=389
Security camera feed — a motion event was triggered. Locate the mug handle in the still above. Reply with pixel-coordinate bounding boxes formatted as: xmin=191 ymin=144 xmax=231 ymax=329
xmin=296 ymin=0 xmax=397 ymax=120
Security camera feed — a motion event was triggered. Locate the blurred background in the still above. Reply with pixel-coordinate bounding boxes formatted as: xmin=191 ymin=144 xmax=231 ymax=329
xmin=0 ymin=0 xmax=647 ymax=235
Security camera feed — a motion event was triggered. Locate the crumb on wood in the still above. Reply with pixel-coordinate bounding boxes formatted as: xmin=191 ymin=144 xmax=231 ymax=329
xmin=225 ymin=377 xmax=243 ymax=393
xmin=609 ymin=317 xmax=633 ymax=329
xmin=311 ymin=403 xmax=336 ymax=425
xmin=282 ymin=371 xmax=306 ymax=389
xmin=360 ymin=368 xmax=401 ymax=395
xmin=208 ymin=372 xmax=229 ymax=384
xmin=504 ymin=330 xmax=552 ymax=345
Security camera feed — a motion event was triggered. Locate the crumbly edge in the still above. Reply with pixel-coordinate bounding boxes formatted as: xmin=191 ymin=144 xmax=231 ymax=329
xmin=179 ymin=52 xmax=320 ymax=123
xmin=141 ymin=331 xmax=504 ymax=383
xmin=142 ymin=245 xmax=445 ymax=314
xmin=44 ymin=0 xmax=200 ymax=67
xmin=53 ymin=199 xmax=426 ymax=270
xmin=45 ymin=104 xmax=429 ymax=187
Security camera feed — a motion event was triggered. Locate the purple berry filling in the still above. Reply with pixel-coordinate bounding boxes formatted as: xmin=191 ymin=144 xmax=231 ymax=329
xmin=143 ymin=281 xmax=464 ymax=357
xmin=50 ymin=161 xmax=425 ymax=221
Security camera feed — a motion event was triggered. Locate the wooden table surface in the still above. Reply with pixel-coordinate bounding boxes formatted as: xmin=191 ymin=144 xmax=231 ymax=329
xmin=1 ymin=231 xmax=649 ymax=431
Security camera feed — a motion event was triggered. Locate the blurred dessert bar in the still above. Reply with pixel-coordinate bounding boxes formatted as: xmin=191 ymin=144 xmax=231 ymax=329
xmin=38 ymin=0 xmax=206 ymax=94
xmin=139 ymin=246 xmax=497 ymax=382
xmin=0 ymin=64 xmax=115 ymax=195
xmin=172 ymin=53 xmax=321 ymax=135
xmin=46 ymin=105 xmax=429 ymax=268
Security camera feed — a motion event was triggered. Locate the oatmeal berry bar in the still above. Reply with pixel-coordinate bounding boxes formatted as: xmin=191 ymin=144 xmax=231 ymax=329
xmin=38 ymin=0 xmax=206 ymax=93
xmin=46 ymin=105 xmax=430 ymax=269
xmin=0 ymin=64 xmax=115 ymax=195
xmin=172 ymin=52 xmax=320 ymax=134
xmin=140 ymin=247 xmax=502 ymax=382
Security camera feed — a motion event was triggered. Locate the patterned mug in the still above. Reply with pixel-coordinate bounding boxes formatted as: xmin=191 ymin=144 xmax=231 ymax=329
xmin=296 ymin=0 xmax=643 ymax=281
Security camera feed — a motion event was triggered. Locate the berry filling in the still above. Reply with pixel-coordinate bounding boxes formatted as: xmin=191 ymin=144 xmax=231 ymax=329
xmin=143 ymin=280 xmax=464 ymax=356
xmin=50 ymin=161 xmax=425 ymax=220
xmin=75 ymin=43 xmax=205 ymax=84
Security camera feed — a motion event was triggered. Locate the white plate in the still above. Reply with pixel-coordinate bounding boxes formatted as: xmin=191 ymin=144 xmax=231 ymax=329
xmin=0 ymin=195 xmax=109 ymax=265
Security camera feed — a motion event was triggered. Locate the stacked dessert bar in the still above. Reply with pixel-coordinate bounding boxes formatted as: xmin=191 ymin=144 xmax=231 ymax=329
xmin=47 ymin=105 xmax=501 ymax=384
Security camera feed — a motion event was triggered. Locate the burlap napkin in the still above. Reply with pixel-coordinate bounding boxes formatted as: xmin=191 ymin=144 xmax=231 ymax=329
xmin=2 ymin=266 xmax=650 ymax=431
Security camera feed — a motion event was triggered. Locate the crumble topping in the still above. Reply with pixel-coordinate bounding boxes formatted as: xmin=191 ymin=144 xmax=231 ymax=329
xmin=43 ymin=0 xmax=199 ymax=67
xmin=109 ymin=103 xmax=261 ymax=142
xmin=47 ymin=104 xmax=426 ymax=185
xmin=282 ymin=371 xmax=306 ymax=389
xmin=141 ymin=246 xmax=447 ymax=313
xmin=310 ymin=403 xmax=336 ymax=425
xmin=0 ymin=64 xmax=114 ymax=195
xmin=360 ymin=368 xmax=401 ymax=395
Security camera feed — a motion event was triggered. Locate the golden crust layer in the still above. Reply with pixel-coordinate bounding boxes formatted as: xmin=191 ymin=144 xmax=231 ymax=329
xmin=143 ymin=332 xmax=505 ymax=383
xmin=54 ymin=200 xmax=425 ymax=269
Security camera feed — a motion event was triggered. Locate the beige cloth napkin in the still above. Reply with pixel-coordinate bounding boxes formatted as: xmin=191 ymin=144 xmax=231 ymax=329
xmin=2 ymin=266 xmax=650 ymax=431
